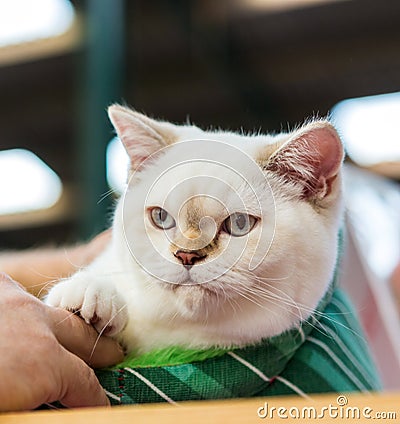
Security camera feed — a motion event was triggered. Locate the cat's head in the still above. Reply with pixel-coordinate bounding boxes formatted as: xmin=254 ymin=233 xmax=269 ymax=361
xmin=109 ymin=105 xmax=344 ymax=341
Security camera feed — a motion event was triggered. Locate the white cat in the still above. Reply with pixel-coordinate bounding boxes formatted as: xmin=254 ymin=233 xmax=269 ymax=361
xmin=46 ymin=105 xmax=344 ymax=355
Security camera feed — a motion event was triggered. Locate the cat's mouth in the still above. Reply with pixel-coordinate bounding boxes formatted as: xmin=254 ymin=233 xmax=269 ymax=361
xmin=170 ymin=269 xmax=202 ymax=286
xmin=160 ymin=268 xmax=222 ymax=297
xmin=166 ymin=278 xmax=216 ymax=294
xmin=167 ymin=279 xmax=223 ymax=318
xmin=161 ymin=274 xmax=232 ymax=317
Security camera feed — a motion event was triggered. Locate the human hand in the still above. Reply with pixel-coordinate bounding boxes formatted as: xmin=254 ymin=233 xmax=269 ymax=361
xmin=0 ymin=273 xmax=124 ymax=411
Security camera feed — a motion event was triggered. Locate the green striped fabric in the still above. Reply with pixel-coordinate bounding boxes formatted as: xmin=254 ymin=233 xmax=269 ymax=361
xmin=96 ymin=287 xmax=381 ymax=405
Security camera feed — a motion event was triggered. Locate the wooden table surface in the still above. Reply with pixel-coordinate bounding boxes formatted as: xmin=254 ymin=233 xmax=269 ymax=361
xmin=1 ymin=392 xmax=399 ymax=424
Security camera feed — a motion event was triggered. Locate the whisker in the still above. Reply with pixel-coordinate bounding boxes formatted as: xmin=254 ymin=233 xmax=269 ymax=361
xmin=224 ymin=267 xmax=356 ymax=337
xmin=98 ymin=188 xmax=118 ymax=205
xmin=89 ymin=302 xmax=129 ymax=362
xmin=54 ymin=308 xmax=84 ymax=327
xmin=235 ymin=275 xmax=362 ymax=339
xmin=38 ymin=279 xmax=64 ymax=298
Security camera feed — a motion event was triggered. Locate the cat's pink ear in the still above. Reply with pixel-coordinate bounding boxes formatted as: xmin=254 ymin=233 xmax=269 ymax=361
xmin=266 ymin=121 xmax=344 ymax=200
xmin=108 ymin=105 xmax=176 ymax=170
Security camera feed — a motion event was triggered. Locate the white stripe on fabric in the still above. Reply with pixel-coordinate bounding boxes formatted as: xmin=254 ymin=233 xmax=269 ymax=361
xmin=274 ymin=376 xmax=312 ymax=400
xmin=227 ymin=351 xmax=270 ymax=382
xmin=307 ymin=336 xmax=369 ymax=392
xmin=317 ymin=322 xmax=376 ymax=388
xmin=104 ymin=389 xmax=121 ymax=402
xmin=125 ymin=367 xmax=178 ymax=405
xmin=227 ymin=352 xmax=311 ymax=399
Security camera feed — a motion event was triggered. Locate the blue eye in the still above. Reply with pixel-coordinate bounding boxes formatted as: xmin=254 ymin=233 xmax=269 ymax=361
xmin=223 ymin=213 xmax=257 ymax=236
xmin=150 ymin=207 xmax=176 ymax=230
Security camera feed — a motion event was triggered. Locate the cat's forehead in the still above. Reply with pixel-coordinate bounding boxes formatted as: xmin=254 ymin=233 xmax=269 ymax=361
xmin=143 ymin=142 xmax=271 ymax=217
xmin=145 ymin=160 xmax=241 ymax=206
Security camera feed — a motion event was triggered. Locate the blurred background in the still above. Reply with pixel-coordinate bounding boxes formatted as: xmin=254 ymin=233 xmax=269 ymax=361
xmin=1 ymin=0 xmax=400 ymax=390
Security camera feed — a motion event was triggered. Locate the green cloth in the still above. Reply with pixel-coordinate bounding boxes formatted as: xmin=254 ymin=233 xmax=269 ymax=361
xmin=96 ymin=287 xmax=381 ymax=404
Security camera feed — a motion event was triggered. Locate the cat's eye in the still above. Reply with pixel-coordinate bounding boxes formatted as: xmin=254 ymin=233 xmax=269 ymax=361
xmin=149 ymin=207 xmax=176 ymax=230
xmin=223 ymin=213 xmax=257 ymax=237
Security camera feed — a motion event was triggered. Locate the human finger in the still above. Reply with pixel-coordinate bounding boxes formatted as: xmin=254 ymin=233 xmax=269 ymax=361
xmin=49 ymin=307 xmax=124 ymax=368
xmin=0 ymin=272 xmax=27 ymax=291
xmin=55 ymin=348 xmax=110 ymax=408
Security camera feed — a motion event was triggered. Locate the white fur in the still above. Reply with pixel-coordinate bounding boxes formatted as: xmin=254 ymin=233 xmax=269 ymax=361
xmin=46 ymin=112 xmax=343 ymax=355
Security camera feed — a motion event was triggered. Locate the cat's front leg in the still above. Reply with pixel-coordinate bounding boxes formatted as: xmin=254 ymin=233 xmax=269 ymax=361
xmin=45 ymin=272 xmax=128 ymax=337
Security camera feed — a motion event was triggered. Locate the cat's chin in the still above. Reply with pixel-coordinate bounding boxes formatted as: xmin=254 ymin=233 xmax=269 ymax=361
xmin=164 ymin=282 xmax=219 ymax=319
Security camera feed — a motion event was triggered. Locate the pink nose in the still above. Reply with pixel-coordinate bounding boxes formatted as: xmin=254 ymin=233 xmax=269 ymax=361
xmin=174 ymin=250 xmax=204 ymax=267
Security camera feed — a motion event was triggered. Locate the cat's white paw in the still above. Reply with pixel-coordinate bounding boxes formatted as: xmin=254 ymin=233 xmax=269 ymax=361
xmin=45 ymin=274 xmax=128 ymax=337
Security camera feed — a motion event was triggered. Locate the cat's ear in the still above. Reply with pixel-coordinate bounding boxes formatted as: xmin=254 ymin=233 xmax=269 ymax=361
xmin=108 ymin=105 xmax=177 ymax=170
xmin=265 ymin=121 xmax=344 ymax=200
